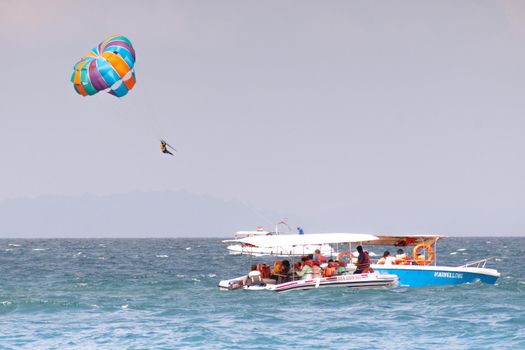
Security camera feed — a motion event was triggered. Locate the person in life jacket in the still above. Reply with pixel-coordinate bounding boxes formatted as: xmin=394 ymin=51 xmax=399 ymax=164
xmin=257 ymin=263 xmax=271 ymax=279
xmin=313 ymin=249 xmax=327 ymax=263
xmin=377 ymin=251 xmax=389 ymax=264
xmin=416 ymin=254 xmax=427 ymax=265
xmin=271 ymin=260 xmax=283 ymax=276
xmin=336 ymin=261 xmax=348 ymax=275
xmin=395 ymin=248 xmax=411 ymax=265
xmin=377 ymin=251 xmax=397 ymax=265
xmin=311 ymin=260 xmax=323 ymax=278
xmin=296 ymin=258 xmax=314 ymax=280
xmin=354 ymin=245 xmax=373 ymax=274
xmin=323 ymin=260 xmax=336 ymax=277
xmin=279 ymin=260 xmax=291 ymax=283
xmin=160 ymin=140 xmax=175 ymax=156
xmin=271 ymin=260 xmax=291 ymax=284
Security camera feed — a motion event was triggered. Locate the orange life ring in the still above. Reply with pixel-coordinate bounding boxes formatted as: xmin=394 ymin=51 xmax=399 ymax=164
xmin=412 ymin=243 xmax=434 ymax=265
xmin=337 ymin=251 xmax=352 ymax=262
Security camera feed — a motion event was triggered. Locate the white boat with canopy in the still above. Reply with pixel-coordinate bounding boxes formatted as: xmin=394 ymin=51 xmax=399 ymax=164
xmin=218 ymin=233 xmax=399 ymax=292
xmin=224 ymin=226 xmax=334 ymax=257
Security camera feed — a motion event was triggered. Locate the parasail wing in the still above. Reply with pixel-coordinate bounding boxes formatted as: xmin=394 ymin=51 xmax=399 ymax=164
xmin=71 ymin=34 xmax=136 ymax=98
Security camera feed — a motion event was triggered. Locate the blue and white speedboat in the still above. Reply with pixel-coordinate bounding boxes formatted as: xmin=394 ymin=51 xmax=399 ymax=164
xmin=361 ymin=235 xmax=500 ymax=288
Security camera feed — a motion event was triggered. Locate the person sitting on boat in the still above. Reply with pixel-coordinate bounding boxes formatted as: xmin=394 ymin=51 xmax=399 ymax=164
xmin=258 ymin=263 xmax=271 ymax=279
xmin=312 ymin=260 xmax=323 ymax=278
xmin=377 ymin=251 xmax=388 ymax=264
xmin=395 ymin=248 xmax=411 ymax=265
xmin=377 ymin=251 xmax=396 ymax=265
xmin=336 ymin=261 xmax=348 ymax=275
xmin=313 ymin=249 xmax=327 ymax=264
xmin=280 ymin=260 xmax=291 ymax=283
xmin=296 ymin=260 xmax=313 ymax=280
xmin=271 ymin=260 xmax=283 ymax=277
xmin=416 ymin=253 xmax=427 ymax=265
xmin=243 ymin=264 xmax=263 ymax=286
xmin=354 ymin=245 xmax=374 ymax=274
xmin=297 ymin=227 xmax=304 ymax=235
xmin=271 ymin=260 xmax=291 ymax=284
xmin=323 ymin=260 xmax=336 ymax=277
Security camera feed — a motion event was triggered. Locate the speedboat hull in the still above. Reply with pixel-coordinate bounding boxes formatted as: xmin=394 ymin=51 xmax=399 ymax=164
xmin=218 ymin=273 xmax=398 ymax=292
xmin=372 ymin=265 xmax=500 ymax=288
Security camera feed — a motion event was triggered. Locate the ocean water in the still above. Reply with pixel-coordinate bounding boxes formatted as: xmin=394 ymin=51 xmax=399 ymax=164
xmin=0 ymin=237 xmax=523 ymax=349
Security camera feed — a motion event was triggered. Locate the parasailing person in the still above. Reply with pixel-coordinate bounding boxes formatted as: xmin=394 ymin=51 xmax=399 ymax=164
xmin=160 ymin=139 xmax=176 ymax=156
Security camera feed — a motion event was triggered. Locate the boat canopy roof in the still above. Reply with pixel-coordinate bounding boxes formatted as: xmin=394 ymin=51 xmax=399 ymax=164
xmin=234 ymin=230 xmax=271 ymax=237
xmin=234 ymin=233 xmax=379 ymax=248
xmin=361 ymin=234 xmax=446 ymax=246
xmin=221 ymin=230 xmax=273 ymax=243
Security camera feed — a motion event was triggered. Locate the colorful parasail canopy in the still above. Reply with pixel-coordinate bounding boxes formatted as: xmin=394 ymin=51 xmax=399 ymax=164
xmin=71 ymin=34 xmax=136 ymax=98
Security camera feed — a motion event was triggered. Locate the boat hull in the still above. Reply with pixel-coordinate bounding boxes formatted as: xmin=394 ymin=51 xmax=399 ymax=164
xmin=218 ymin=273 xmax=398 ymax=292
xmin=372 ymin=265 xmax=500 ymax=288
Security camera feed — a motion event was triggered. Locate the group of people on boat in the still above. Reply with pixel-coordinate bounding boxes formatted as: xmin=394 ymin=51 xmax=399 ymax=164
xmin=230 ymin=243 xmax=436 ymax=289
xmin=231 ymin=245 xmax=376 ymax=288
xmin=376 ymin=248 xmax=430 ymax=265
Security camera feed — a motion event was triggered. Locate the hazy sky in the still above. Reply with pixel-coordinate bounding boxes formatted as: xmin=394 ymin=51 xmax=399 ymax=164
xmin=1 ymin=0 xmax=524 ymax=235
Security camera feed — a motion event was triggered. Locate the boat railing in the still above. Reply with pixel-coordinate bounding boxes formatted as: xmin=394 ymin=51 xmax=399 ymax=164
xmin=458 ymin=257 xmax=496 ymax=269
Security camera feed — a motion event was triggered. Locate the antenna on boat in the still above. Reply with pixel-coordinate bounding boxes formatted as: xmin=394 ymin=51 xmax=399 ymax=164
xmin=275 ymin=218 xmax=291 ymax=235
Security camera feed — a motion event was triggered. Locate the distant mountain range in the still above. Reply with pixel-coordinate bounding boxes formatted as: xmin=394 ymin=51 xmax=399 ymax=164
xmin=0 ymin=191 xmax=285 ymax=238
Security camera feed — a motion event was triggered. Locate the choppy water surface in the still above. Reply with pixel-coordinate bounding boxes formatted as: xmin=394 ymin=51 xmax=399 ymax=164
xmin=0 ymin=237 xmax=523 ymax=349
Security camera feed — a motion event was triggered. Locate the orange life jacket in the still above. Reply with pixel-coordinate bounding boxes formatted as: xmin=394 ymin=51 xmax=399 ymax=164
xmin=395 ymin=254 xmax=411 ymax=265
xmin=257 ymin=263 xmax=271 ymax=279
xmin=324 ymin=266 xmax=335 ymax=277
xmin=272 ymin=260 xmax=282 ymax=275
